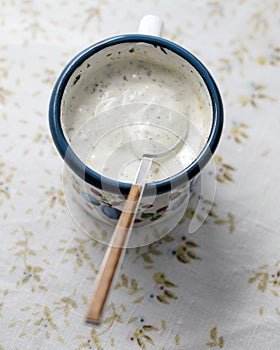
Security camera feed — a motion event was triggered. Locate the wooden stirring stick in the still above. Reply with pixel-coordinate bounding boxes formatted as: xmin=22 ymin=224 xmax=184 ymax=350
xmin=85 ymin=183 xmax=143 ymax=324
xmin=86 ymin=157 xmax=153 ymax=324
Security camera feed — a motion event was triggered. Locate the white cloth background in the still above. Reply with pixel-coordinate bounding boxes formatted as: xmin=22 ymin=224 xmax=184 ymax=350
xmin=0 ymin=1 xmax=280 ymax=349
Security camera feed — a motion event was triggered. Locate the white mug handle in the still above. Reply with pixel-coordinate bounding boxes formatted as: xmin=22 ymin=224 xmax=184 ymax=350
xmin=138 ymin=15 xmax=164 ymax=37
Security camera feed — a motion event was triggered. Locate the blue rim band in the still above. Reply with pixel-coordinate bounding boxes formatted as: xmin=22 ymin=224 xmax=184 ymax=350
xmin=49 ymin=34 xmax=224 ymax=196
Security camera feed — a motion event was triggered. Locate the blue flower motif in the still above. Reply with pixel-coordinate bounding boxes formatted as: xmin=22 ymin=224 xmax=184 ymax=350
xmin=81 ymin=192 xmax=101 ymax=206
xmin=100 ymin=205 xmax=121 ymax=219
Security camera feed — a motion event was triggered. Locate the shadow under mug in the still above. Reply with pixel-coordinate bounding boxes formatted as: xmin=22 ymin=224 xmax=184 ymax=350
xmin=48 ymin=17 xmax=224 ymax=247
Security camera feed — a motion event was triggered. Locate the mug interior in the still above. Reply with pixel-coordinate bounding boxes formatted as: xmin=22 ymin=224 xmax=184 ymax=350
xmin=50 ymin=35 xmax=223 ymax=195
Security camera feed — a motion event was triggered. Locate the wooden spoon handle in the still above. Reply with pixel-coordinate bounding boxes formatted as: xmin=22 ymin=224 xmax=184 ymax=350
xmin=85 ymin=184 xmax=142 ymax=324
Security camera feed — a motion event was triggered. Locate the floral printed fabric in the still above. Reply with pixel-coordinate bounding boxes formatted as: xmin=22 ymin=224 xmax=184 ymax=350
xmin=0 ymin=0 xmax=280 ymax=349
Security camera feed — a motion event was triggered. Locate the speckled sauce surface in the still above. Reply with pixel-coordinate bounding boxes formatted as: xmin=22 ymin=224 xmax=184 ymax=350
xmin=61 ymin=42 xmax=212 ymax=183
xmin=1 ymin=1 xmax=280 ymax=349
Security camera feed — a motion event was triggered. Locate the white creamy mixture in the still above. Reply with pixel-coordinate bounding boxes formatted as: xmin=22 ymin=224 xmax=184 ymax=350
xmin=61 ymin=44 xmax=212 ymax=183
xmin=71 ymin=103 xmax=195 ymax=182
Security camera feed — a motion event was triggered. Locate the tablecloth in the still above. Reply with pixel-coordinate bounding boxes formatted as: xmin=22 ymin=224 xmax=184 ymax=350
xmin=1 ymin=1 xmax=280 ymax=349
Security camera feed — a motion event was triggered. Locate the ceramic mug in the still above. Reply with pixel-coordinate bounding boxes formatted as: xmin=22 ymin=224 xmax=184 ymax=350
xmin=49 ymin=16 xmax=223 ymax=247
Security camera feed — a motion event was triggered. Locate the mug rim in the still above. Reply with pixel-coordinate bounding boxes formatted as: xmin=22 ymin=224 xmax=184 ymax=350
xmin=49 ymin=34 xmax=223 ymax=196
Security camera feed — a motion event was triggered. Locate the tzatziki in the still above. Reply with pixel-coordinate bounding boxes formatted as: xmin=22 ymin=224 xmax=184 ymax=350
xmin=61 ymin=43 xmax=212 ymax=183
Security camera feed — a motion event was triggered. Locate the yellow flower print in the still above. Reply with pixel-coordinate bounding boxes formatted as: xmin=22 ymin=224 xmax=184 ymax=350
xmin=12 ymin=228 xmax=35 ymax=258
xmin=217 ymin=57 xmax=232 ymax=74
xmin=115 ymin=271 xmax=179 ymax=305
xmin=248 ymin=261 xmax=280 ymax=315
xmin=0 ymin=181 xmax=10 ymax=201
xmin=44 ymin=186 xmax=65 ymax=208
xmin=77 ymin=333 xmax=103 ymax=350
xmin=17 ymin=264 xmax=47 ymax=293
xmin=41 ymin=68 xmax=57 ymax=86
xmin=238 ymin=83 xmax=276 ymax=108
xmin=53 ymin=297 xmax=78 ymax=316
xmin=229 ymin=122 xmax=249 ymax=144
xmin=53 ymin=297 xmax=78 ymax=327
xmin=249 ymin=262 xmax=280 ymax=295
xmin=0 ymin=57 xmax=8 ymax=79
xmin=81 ymin=6 xmax=102 ymax=31
xmin=214 ymin=156 xmax=235 ymax=183
xmin=33 ymin=306 xmax=58 ymax=340
xmin=133 ymin=242 xmax=164 ymax=267
xmin=207 ymin=1 xmax=224 ymax=17
xmin=38 ymin=185 xmax=66 ymax=217
xmin=257 ymin=47 xmax=280 ymax=66
xmin=101 ymin=303 xmax=124 ymax=327
xmin=64 ymin=237 xmax=98 ymax=273
xmin=21 ymin=265 xmax=43 ymax=284
xmin=77 ymin=303 xmax=124 ymax=350
xmin=133 ymin=327 xmax=157 ymax=349
xmin=33 ymin=126 xmax=52 ymax=148
xmin=168 ymin=238 xmax=201 ymax=264
xmin=213 ymin=212 xmax=235 ymax=234
xmin=249 ymin=11 xmax=269 ymax=35
xmin=0 ymin=161 xmax=15 ymax=207
xmin=206 ymin=327 xmax=224 ymax=348
xmin=114 ymin=274 xmax=144 ymax=295
xmin=10 ymin=228 xmax=48 ymax=292
xmin=128 ymin=316 xmax=159 ymax=350
xmin=0 ymin=86 xmax=13 ymax=105
xmin=148 ymin=272 xmax=178 ymax=304
xmin=20 ymin=295 xmax=79 ymax=342
xmin=248 ymin=267 xmax=269 ymax=293
xmin=183 ymin=197 xmax=236 ymax=233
